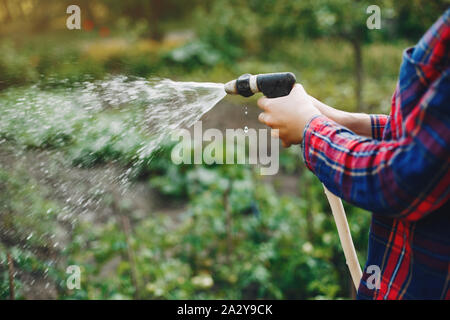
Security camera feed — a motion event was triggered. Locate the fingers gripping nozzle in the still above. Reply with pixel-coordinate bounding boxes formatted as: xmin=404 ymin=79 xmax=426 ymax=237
xmin=224 ymin=72 xmax=296 ymax=98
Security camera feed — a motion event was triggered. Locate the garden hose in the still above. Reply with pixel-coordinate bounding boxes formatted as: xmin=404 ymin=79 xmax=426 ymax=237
xmin=225 ymin=72 xmax=362 ymax=289
xmin=323 ymin=186 xmax=362 ymax=289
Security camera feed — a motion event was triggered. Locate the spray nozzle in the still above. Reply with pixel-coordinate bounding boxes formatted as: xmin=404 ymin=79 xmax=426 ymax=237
xmin=224 ymin=72 xmax=296 ymax=98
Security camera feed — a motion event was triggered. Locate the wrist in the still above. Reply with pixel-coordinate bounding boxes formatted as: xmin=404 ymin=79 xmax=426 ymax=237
xmin=300 ymin=112 xmax=322 ymax=142
xmin=301 ymin=114 xmax=325 ymax=167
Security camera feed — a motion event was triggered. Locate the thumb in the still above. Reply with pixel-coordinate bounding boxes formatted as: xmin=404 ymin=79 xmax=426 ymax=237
xmin=290 ymin=83 xmax=306 ymax=95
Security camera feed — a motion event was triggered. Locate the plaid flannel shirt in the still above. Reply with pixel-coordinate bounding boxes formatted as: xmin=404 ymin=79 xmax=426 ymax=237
xmin=302 ymin=9 xmax=450 ymax=299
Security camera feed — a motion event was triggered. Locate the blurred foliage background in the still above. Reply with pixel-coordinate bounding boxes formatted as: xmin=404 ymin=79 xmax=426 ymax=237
xmin=0 ymin=0 xmax=448 ymax=300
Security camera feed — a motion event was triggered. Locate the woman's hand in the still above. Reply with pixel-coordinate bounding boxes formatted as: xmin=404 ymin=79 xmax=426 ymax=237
xmin=257 ymin=84 xmax=321 ymax=147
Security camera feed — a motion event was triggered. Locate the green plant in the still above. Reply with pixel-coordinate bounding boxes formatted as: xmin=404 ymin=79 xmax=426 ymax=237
xmin=163 ymin=40 xmax=223 ymax=71
xmin=0 ymin=168 xmax=62 ymax=299
xmin=0 ymin=42 xmax=38 ymax=89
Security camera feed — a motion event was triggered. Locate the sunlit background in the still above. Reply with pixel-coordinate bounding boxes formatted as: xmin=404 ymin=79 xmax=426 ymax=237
xmin=0 ymin=0 xmax=447 ymax=299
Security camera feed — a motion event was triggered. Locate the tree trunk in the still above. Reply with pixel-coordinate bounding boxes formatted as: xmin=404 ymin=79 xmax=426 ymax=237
xmin=352 ymin=39 xmax=364 ymax=112
xmin=15 ymin=0 xmax=26 ymax=19
xmin=79 ymin=0 xmax=95 ymax=22
xmin=119 ymin=214 xmax=141 ymax=300
xmin=224 ymin=186 xmax=233 ymax=266
xmin=2 ymin=0 xmax=12 ymax=23
xmin=148 ymin=0 xmax=164 ymax=41
xmin=32 ymin=0 xmax=52 ymax=32
xmin=7 ymin=251 xmax=15 ymax=300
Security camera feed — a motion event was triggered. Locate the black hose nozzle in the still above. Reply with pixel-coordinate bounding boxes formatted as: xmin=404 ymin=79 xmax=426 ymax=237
xmin=225 ymin=72 xmax=296 ymax=98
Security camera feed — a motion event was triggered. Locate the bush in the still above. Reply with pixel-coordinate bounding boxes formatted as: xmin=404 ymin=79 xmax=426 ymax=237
xmin=163 ymin=40 xmax=223 ymax=71
xmin=0 ymin=42 xmax=38 ymax=89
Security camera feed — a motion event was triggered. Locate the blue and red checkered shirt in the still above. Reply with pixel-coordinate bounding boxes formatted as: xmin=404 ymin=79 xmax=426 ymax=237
xmin=302 ymin=9 xmax=450 ymax=299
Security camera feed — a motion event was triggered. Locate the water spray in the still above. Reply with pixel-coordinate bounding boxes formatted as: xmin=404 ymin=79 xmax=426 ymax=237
xmin=225 ymin=72 xmax=362 ymax=289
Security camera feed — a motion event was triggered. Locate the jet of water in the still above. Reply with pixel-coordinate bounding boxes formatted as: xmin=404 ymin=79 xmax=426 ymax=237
xmin=132 ymin=77 xmax=227 ymax=162
xmin=78 ymin=76 xmax=227 ymax=159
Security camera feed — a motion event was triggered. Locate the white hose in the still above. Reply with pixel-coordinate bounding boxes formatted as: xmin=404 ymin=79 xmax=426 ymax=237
xmin=322 ymin=185 xmax=362 ymax=289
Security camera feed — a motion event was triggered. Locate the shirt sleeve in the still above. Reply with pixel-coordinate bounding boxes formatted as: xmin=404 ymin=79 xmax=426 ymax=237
xmin=301 ymin=71 xmax=450 ymax=222
xmin=369 ymin=114 xmax=389 ymax=141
